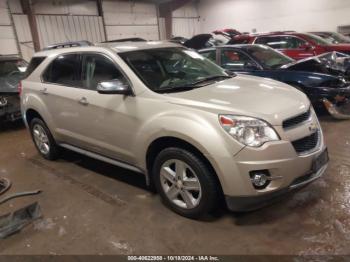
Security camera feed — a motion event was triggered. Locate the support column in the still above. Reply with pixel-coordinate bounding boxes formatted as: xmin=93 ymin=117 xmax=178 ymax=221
xmin=20 ymin=0 xmax=40 ymax=51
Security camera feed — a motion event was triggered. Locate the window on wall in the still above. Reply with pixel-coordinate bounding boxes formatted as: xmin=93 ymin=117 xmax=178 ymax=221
xmin=82 ymin=54 xmax=126 ymax=90
xmin=43 ymin=54 xmax=82 ymax=87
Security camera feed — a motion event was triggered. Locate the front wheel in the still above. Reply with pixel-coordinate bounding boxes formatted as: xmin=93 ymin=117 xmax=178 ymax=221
xmin=29 ymin=118 xmax=59 ymax=160
xmin=153 ymin=147 xmax=220 ymax=219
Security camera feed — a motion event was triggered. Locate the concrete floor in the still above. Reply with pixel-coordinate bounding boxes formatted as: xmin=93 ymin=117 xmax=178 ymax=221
xmin=0 ymin=116 xmax=349 ymax=255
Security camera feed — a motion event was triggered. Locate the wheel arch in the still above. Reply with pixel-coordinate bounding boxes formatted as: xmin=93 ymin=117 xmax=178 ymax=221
xmin=145 ymin=136 xmax=224 ymax=197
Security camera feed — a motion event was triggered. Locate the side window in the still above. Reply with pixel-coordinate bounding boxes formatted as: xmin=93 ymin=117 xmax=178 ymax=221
xmin=256 ymin=36 xmax=307 ymax=49
xmin=221 ymin=50 xmax=254 ymax=70
xmin=284 ymin=36 xmax=307 ymax=49
xmin=200 ymin=50 xmax=217 ymax=63
xmin=43 ymin=54 xmax=82 ymax=87
xmin=255 ymin=36 xmax=286 ymax=49
xmin=82 ymin=54 xmax=126 ymax=90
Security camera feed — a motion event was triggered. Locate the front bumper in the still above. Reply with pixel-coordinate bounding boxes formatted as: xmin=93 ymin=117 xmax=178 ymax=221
xmin=0 ymin=95 xmax=21 ymax=122
xmin=225 ymin=161 xmax=328 ymax=211
xmin=212 ymin=108 xmax=329 ymax=211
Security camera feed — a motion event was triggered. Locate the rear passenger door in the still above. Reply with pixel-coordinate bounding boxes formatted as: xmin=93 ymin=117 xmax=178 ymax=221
xmin=41 ymin=53 xmax=86 ymax=145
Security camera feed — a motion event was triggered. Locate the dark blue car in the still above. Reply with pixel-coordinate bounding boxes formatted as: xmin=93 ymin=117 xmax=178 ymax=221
xmin=198 ymin=44 xmax=350 ymax=119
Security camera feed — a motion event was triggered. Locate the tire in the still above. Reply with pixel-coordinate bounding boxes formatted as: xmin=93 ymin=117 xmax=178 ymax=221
xmin=29 ymin=118 xmax=59 ymax=160
xmin=153 ymin=147 xmax=220 ymax=219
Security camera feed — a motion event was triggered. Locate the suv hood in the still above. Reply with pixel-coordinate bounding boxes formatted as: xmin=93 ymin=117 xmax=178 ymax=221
xmin=166 ymin=75 xmax=310 ymax=126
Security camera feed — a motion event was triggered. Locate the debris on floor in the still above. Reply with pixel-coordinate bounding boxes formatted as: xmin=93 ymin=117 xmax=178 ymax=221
xmin=0 ymin=178 xmax=11 ymax=195
xmin=0 ymin=202 xmax=42 ymax=239
xmin=0 ymin=190 xmax=41 ymax=205
xmin=34 ymin=217 xmax=56 ymax=231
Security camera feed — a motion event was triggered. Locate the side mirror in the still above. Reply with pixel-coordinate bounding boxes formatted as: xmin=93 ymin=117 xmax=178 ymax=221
xmin=97 ymin=79 xmax=132 ymax=95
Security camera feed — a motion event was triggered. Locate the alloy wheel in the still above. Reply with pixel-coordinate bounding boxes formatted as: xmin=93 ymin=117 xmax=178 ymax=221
xmin=160 ymin=159 xmax=202 ymax=209
xmin=33 ymin=124 xmax=50 ymax=155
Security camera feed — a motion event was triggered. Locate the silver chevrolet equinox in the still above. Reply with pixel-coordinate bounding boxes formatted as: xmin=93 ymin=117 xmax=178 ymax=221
xmin=21 ymin=41 xmax=329 ymax=218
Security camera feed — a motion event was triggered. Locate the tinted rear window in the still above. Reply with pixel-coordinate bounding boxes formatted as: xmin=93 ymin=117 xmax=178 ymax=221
xmin=25 ymin=56 xmax=46 ymax=78
xmin=42 ymin=54 xmax=82 ymax=87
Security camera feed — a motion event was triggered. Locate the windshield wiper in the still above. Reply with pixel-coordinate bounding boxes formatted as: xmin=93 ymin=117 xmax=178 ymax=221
xmin=156 ymin=85 xmax=200 ymax=94
xmin=155 ymin=75 xmax=233 ymax=93
xmin=190 ymin=75 xmax=232 ymax=86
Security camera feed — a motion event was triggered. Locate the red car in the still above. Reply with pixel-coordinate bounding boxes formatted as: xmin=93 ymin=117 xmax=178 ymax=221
xmin=230 ymin=31 xmax=350 ymax=60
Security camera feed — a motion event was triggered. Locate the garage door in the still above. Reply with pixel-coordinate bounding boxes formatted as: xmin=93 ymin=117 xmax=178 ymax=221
xmin=36 ymin=14 xmax=105 ymax=48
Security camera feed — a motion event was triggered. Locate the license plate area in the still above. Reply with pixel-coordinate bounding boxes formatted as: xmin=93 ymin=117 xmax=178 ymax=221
xmin=312 ymin=148 xmax=329 ymax=173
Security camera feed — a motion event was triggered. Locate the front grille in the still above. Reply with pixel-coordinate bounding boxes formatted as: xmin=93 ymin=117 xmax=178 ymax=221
xmin=291 ymin=131 xmax=319 ymax=154
xmin=282 ymin=109 xmax=311 ymax=129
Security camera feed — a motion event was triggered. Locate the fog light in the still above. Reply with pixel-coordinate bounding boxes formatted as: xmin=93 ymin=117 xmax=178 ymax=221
xmin=250 ymin=170 xmax=270 ymax=189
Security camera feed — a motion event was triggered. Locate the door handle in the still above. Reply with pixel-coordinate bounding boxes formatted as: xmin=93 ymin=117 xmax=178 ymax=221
xmin=78 ymin=97 xmax=89 ymax=106
xmin=39 ymin=88 xmax=48 ymax=95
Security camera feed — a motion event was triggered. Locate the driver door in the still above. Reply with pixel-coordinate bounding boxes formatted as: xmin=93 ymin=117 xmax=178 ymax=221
xmin=70 ymin=53 xmax=139 ymax=164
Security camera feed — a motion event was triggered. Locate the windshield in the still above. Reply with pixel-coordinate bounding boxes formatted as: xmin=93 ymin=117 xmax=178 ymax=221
xmin=304 ymin=33 xmax=332 ymax=45
xmin=119 ymin=47 xmax=229 ymax=93
xmin=0 ymin=59 xmax=28 ymax=92
xmin=328 ymin=32 xmax=350 ymax=44
xmin=246 ymin=45 xmax=294 ymax=69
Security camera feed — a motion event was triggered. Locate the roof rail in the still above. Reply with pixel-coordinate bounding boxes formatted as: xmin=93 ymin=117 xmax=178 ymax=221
xmin=102 ymin=37 xmax=147 ymax=43
xmin=43 ymin=40 xmax=93 ymax=50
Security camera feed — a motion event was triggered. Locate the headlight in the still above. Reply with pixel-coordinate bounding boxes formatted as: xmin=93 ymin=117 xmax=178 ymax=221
xmin=219 ymin=115 xmax=279 ymax=147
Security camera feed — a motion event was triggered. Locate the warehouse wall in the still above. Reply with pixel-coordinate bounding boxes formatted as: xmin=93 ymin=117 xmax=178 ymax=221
xmin=103 ymin=0 xmax=159 ymax=41
xmin=172 ymin=1 xmax=200 ymax=38
xmin=2 ymin=0 xmax=161 ymax=60
xmin=32 ymin=0 xmax=105 ymax=48
xmin=199 ymin=0 xmax=350 ymax=33
xmin=0 ymin=0 xmax=19 ymax=56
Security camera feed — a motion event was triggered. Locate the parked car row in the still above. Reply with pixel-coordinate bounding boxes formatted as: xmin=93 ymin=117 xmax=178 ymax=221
xmin=198 ymin=45 xmax=350 ymax=119
xmin=171 ymin=30 xmax=350 ymax=120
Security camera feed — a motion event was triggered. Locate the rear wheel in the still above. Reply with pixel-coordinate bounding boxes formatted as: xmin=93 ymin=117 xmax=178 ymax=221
xmin=153 ymin=147 xmax=220 ymax=219
xmin=29 ymin=118 xmax=59 ymax=160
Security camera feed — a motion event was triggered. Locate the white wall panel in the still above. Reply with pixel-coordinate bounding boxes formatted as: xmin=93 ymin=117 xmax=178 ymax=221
xmin=103 ymin=0 xmax=159 ymax=40
xmin=32 ymin=0 xmax=98 ymax=15
xmin=0 ymin=0 xmax=18 ymax=55
xmin=106 ymin=25 xmax=159 ymax=40
xmin=36 ymin=15 xmax=105 ymax=48
xmin=172 ymin=2 xmax=200 ymax=38
xmin=199 ymin=0 xmax=350 ymax=33
xmin=12 ymin=14 xmax=33 ymax=61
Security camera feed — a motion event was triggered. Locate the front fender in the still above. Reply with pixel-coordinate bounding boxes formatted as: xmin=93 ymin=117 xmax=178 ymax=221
xmin=133 ymin=110 xmax=244 ymax=192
